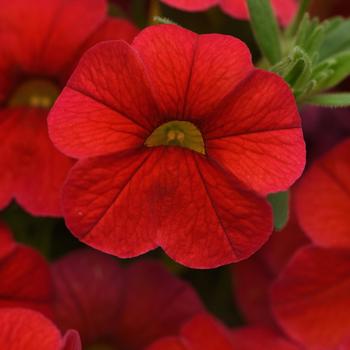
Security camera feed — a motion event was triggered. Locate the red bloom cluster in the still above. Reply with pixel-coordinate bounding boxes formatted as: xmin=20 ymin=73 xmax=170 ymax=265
xmin=160 ymin=0 xmax=297 ymax=26
xmin=48 ymin=24 xmax=305 ymax=268
xmin=0 ymin=0 xmax=137 ymax=216
xmin=231 ymin=140 xmax=350 ymax=350
xmin=272 ymin=139 xmax=350 ymax=350
xmin=0 ymin=222 xmax=204 ymax=349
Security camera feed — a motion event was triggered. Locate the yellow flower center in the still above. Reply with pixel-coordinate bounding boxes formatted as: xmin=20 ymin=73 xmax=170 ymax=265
xmin=8 ymin=79 xmax=60 ymax=108
xmin=145 ymin=120 xmax=205 ymax=155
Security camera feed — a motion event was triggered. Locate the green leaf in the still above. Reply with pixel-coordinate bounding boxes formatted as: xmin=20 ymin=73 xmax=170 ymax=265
xmin=316 ymin=51 xmax=350 ymax=90
xmin=247 ymin=0 xmax=282 ymax=64
xmin=268 ymin=191 xmax=290 ymax=231
xmin=320 ymin=19 xmax=350 ymax=59
xmin=306 ymin=93 xmax=350 ymax=107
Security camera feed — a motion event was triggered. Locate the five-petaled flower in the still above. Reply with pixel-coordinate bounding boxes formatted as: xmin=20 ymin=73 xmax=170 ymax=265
xmin=0 ymin=0 xmax=138 ymax=216
xmin=160 ymin=0 xmax=297 ymax=27
xmin=52 ymin=249 xmax=204 ymax=349
xmin=48 ymin=24 xmax=305 ymax=268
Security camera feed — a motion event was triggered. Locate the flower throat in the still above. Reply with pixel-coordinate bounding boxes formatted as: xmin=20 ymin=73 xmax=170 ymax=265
xmin=8 ymin=79 xmax=60 ymax=108
xmin=145 ymin=120 xmax=205 ymax=155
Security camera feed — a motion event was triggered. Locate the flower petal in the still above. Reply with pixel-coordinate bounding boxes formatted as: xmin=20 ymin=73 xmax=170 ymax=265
xmin=205 ymin=70 xmax=305 ymax=195
xmin=0 ymin=222 xmax=16 ymax=258
xmin=0 ymin=243 xmax=53 ymax=318
xmin=147 ymin=337 xmax=186 ymax=350
xmin=231 ymin=326 xmax=300 ymax=350
xmin=233 ymin=256 xmax=276 ymax=328
xmin=0 ymin=0 xmax=107 ymax=75
xmin=233 ymin=206 xmax=308 ymax=328
xmin=132 ymin=24 xmax=253 ymax=120
xmin=61 ymin=18 xmax=139 ymax=80
xmin=271 ymin=246 xmax=350 ymax=349
xmin=295 ymin=139 xmax=350 ymax=249
xmin=2 ymin=108 xmax=73 ymax=216
xmin=49 ymin=41 xmax=159 ymax=159
xmin=0 ymin=308 xmax=80 ymax=350
xmin=62 ymin=147 xmax=272 ymax=268
xmin=114 ymin=260 xmax=204 ymax=349
xmin=161 ymin=0 xmax=219 ymax=11
xmin=52 ymin=249 xmax=124 ymax=346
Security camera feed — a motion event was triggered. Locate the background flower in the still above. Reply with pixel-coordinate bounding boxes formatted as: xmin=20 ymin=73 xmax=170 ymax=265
xmin=0 ymin=0 xmax=137 ymax=216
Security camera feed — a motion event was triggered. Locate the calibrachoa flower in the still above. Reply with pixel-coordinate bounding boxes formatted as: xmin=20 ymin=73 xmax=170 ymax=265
xmin=271 ymin=246 xmax=350 ymax=350
xmin=272 ymin=140 xmax=350 ymax=350
xmin=0 ymin=222 xmax=53 ymax=318
xmin=0 ymin=0 xmax=138 ymax=216
xmin=295 ymin=138 xmax=350 ymax=249
xmin=233 ymin=207 xmax=308 ymax=328
xmin=0 ymin=308 xmax=81 ymax=350
xmin=147 ymin=313 xmax=300 ymax=350
xmin=52 ymin=249 xmax=204 ymax=349
xmin=48 ymin=24 xmax=305 ymax=268
xmin=160 ymin=0 xmax=297 ymax=26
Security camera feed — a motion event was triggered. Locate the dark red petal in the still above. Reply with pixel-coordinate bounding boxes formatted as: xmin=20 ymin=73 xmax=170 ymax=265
xmin=61 ymin=330 xmax=82 ymax=350
xmin=205 ymin=70 xmax=305 ymax=195
xmin=271 ymin=0 xmax=298 ymax=27
xmin=0 ymin=244 xmax=53 ymax=318
xmin=295 ymin=139 xmax=350 ymax=249
xmin=0 ymin=222 xmax=16 ymax=258
xmin=0 ymin=308 xmax=79 ymax=350
xmin=233 ymin=205 xmax=308 ymax=328
xmin=259 ymin=210 xmax=309 ymax=275
xmin=147 ymin=337 xmax=187 ymax=350
xmin=0 ymin=109 xmax=19 ymax=211
xmin=271 ymin=246 xmax=350 ymax=349
xmin=52 ymin=249 xmax=124 ymax=346
xmin=180 ymin=313 xmax=235 ymax=349
xmin=61 ymin=18 xmax=139 ymax=80
xmin=220 ymin=0 xmax=297 ymax=26
xmin=0 ymin=0 xmax=107 ymax=75
xmin=3 ymin=108 xmax=73 ymax=216
xmin=161 ymin=0 xmax=219 ymax=11
xmin=63 ymin=148 xmax=272 ymax=268
xmin=114 ymin=260 xmax=204 ymax=349
xmin=132 ymin=24 xmax=253 ymax=120
xmin=83 ymin=18 xmax=138 ymax=48
xmin=231 ymin=326 xmax=300 ymax=350
xmin=233 ymin=256 xmax=276 ymax=328
xmin=49 ymin=41 xmax=159 ymax=159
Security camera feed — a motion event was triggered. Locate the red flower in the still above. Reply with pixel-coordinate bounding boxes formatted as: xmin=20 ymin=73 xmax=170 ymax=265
xmin=233 ymin=205 xmax=308 ymax=328
xmin=52 ymin=249 xmax=204 ymax=349
xmin=271 ymin=246 xmax=350 ymax=350
xmin=147 ymin=313 xmax=300 ymax=350
xmin=0 ymin=0 xmax=138 ymax=216
xmin=48 ymin=24 xmax=305 ymax=268
xmin=160 ymin=0 xmax=297 ymax=26
xmin=0 ymin=221 xmax=53 ymax=318
xmin=295 ymin=139 xmax=350 ymax=249
xmin=0 ymin=308 xmax=81 ymax=350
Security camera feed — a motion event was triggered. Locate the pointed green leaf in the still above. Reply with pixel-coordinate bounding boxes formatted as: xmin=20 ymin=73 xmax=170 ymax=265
xmin=247 ymin=0 xmax=282 ymax=64
xmin=317 ymin=51 xmax=350 ymax=90
xmin=320 ymin=19 xmax=350 ymax=59
xmin=306 ymin=93 xmax=350 ymax=107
